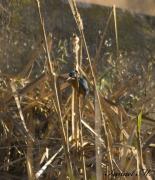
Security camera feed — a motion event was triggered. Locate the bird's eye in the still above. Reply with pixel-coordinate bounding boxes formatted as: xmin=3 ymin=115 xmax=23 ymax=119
xmin=69 ymin=72 xmax=74 ymax=77
xmin=69 ymin=70 xmax=78 ymax=77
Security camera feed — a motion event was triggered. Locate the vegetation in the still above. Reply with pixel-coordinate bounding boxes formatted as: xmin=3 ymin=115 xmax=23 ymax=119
xmin=0 ymin=0 xmax=155 ymax=179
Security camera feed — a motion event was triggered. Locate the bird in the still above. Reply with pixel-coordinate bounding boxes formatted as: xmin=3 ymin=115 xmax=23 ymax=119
xmin=67 ymin=70 xmax=89 ymax=98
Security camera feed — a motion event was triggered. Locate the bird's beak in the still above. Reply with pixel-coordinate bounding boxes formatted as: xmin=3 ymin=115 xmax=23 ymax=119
xmin=67 ymin=77 xmax=72 ymax=81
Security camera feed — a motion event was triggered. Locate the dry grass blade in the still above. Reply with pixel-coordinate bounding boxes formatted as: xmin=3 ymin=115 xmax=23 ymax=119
xmin=0 ymin=157 xmax=25 ymax=171
xmin=137 ymin=111 xmax=144 ymax=169
xmin=143 ymin=131 xmax=155 ymax=150
xmin=26 ymin=110 xmax=35 ymax=180
xmin=10 ymin=80 xmax=34 ymax=142
xmin=35 ymin=0 xmax=74 ymax=177
xmin=71 ymin=88 xmax=75 ymax=140
xmin=110 ymin=76 xmax=140 ymax=101
xmin=68 ymin=0 xmax=114 ymax=172
xmin=35 ymin=146 xmax=63 ymax=178
xmin=95 ymin=9 xmax=113 ymax=62
xmin=113 ymin=5 xmax=119 ymax=56
xmin=81 ymin=119 xmax=105 ymax=148
xmin=95 ymin=91 xmax=102 ymax=179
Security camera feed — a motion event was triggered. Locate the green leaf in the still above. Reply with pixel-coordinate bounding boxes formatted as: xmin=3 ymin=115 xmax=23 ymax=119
xmin=137 ymin=111 xmax=143 ymax=133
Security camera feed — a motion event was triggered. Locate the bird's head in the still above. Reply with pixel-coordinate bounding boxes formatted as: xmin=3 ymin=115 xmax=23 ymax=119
xmin=67 ymin=69 xmax=78 ymax=81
